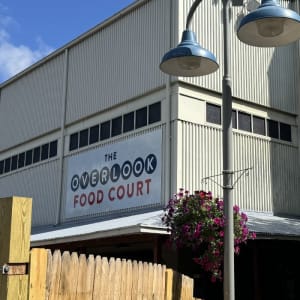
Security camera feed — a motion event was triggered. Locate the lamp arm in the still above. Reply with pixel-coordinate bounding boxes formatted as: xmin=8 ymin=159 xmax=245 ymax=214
xmin=186 ymin=0 xmax=203 ymax=29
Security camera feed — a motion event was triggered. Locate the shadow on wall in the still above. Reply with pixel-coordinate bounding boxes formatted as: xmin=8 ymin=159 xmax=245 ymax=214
xmin=267 ymin=33 xmax=300 ymax=216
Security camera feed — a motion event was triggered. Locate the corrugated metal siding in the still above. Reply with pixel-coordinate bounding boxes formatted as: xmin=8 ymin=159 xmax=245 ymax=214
xmin=270 ymin=142 xmax=300 ymax=215
xmin=0 ymin=54 xmax=65 ymax=151
xmin=65 ymin=0 xmax=169 ymax=124
xmin=178 ymin=0 xmax=298 ymax=113
xmin=0 ymin=160 xmax=60 ymax=226
xmin=175 ymin=120 xmax=300 ymax=214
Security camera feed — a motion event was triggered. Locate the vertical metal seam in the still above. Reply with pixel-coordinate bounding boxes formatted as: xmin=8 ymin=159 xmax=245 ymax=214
xmin=55 ymin=49 xmax=69 ymax=225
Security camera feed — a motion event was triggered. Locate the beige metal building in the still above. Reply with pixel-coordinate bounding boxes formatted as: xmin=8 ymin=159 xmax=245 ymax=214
xmin=0 ymin=0 xmax=300 ymax=298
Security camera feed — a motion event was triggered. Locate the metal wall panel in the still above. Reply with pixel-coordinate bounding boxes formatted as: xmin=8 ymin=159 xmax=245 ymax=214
xmin=178 ymin=0 xmax=298 ymax=114
xmin=65 ymin=0 xmax=169 ymax=124
xmin=175 ymin=120 xmax=300 ymax=215
xmin=0 ymin=160 xmax=60 ymax=226
xmin=0 ymin=54 xmax=65 ymax=151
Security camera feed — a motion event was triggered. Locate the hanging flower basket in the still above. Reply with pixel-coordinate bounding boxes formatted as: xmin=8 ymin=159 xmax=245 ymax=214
xmin=162 ymin=189 xmax=256 ymax=282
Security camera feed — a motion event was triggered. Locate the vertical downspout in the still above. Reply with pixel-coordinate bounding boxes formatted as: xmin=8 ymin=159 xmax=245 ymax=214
xmin=55 ymin=49 xmax=69 ymax=225
xmin=164 ymin=0 xmax=173 ymax=204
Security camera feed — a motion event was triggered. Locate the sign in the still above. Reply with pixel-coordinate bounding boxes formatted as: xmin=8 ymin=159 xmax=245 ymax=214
xmin=65 ymin=129 xmax=162 ymax=218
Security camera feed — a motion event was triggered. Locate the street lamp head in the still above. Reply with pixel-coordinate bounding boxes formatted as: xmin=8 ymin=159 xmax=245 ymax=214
xmin=237 ymin=0 xmax=300 ymax=47
xmin=160 ymin=30 xmax=219 ymax=77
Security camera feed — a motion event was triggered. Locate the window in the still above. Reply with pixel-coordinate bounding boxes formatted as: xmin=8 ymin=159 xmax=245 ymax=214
xmin=18 ymin=152 xmax=25 ymax=168
xmin=135 ymin=107 xmax=147 ymax=129
xmin=11 ymin=155 xmax=18 ymax=171
xmin=33 ymin=147 xmax=41 ymax=163
xmin=123 ymin=112 xmax=134 ymax=133
xmin=0 ymin=160 xmax=4 ymax=175
xmin=149 ymin=102 xmax=161 ymax=124
xmin=238 ymin=112 xmax=251 ymax=132
xmin=70 ymin=133 xmax=79 ymax=151
xmin=253 ymin=116 xmax=265 ymax=135
xmin=280 ymin=123 xmax=291 ymax=142
xmin=267 ymin=120 xmax=279 ymax=139
xmin=79 ymin=129 xmax=89 ymax=148
xmin=4 ymin=158 xmax=11 ymax=173
xmin=89 ymin=125 xmax=99 ymax=144
xmin=49 ymin=141 xmax=58 ymax=158
xmin=100 ymin=121 xmax=111 ymax=140
xmin=25 ymin=150 xmax=33 ymax=166
xmin=41 ymin=144 xmax=49 ymax=161
xmin=112 ymin=116 xmax=122 ymax=137
xmin=232 ymin=110 xmax=237 ymax=129
xmin=206 ymin=103 xmax=221 ymax=125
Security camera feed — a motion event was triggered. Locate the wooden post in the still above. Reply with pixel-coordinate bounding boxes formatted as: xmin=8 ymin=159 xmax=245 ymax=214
xmin=0 ymin=196 xmax=32 ymax=300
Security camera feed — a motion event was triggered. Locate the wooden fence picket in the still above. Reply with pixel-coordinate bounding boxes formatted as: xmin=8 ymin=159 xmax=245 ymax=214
xmin=124 ymin=259 xmax=133 ymax=300
xmin=86 ymin=255 xmax=95 ymax=299
xmin=108 ymin=258 xmax=116 ymax=299
xmin=137 ymin=261 xmax=144 ymax=300
xmin=113 ymin=258 xmax=122 ymax=299
xmin=48 ymin=250 xmax=62 ymax=300
xmin=45 ymin=250 xmax=53 ymax=300
xmin=131 ymin=260 xmax=139 ymax=299
xmin=147 ymin=262 xmax=154 ymax=299
xmin=100 ymin=257 xmax=109 ymax=300
xmin=28 ymin=248 xmax=48 ymax=300
xmin=92 ymin=256 xmax=102 ymax=299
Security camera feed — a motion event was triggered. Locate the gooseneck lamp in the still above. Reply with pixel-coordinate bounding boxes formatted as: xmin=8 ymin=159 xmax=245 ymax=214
xmin=159 ymin=0 xmax=300 ymax=299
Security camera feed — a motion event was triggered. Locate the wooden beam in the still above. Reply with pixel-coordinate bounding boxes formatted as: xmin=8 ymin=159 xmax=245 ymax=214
xmin=0 ymin=196 xmax=32 ymax=300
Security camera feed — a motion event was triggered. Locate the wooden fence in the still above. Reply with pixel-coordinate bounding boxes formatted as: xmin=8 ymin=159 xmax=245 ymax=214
xmin=0 ymin=196 xmax=201 ymax=300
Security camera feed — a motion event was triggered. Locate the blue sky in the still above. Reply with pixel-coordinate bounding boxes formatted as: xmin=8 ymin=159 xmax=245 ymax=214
xmin=0 ymin=0 xmax=135 ymax=83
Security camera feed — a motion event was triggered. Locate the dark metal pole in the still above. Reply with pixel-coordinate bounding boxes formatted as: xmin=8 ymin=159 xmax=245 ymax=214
xmin=185 ymin=0 xmax=235 ymax=298
xmin=222 ymin=0 xmax=235 ymax=299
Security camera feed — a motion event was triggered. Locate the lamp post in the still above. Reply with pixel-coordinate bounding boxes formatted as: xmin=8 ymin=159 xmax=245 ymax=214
xmin=159 ymin=0 xmax=300 ymax=299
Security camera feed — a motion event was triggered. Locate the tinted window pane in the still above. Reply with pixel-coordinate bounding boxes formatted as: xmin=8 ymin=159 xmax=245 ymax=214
xmin=135 ymin=107 xmax=147 ymax=129
xmin=69 ymin=133 xmax=79 ymax=151
xmin=253 ymin=116 xmax=265 ymax=135
xmin=232 ymin=110 xmax=237 ymax=129
xmin=100 ymin=121 xmax=111 ymax=140
xmin=11 ymin=155 xmax=18 ymax=171
xmin=112 ymin=116 xmax=122 ymax=137
xmin=18 ymin=152 xmax=25 ymax=168
xmin=0 ymin=160 xmax=4 ymax=175
xmin=123 ymin=112 xmax=134 ymax=133
xmin=238 ymin=112 xmax=251 ymax=132
xmin=41 ymin=143 xmax=49 ymax=161
xmin=149 ymin=102 xmax=161 ymax=124
xmin=25 ymin=150 xmax=33 ymax=166
xmin=79 ymin=129 xmax=89 ymax=148
xmin=267 ymin=120 xmax=279 ymax=139
xmin=206 ymin=103 xmax=221 ymax=125
xmin=280 ymin=123 xmax=291 ymax=142
xmin=33 ymin=147 xmax=41 ymax=163
xmin=89 ymin=125 xmax=99 ymax=144
xmin=4 ymin=158 xmax=11 ymax=173
xmin=49 ymin=141 xmax=58 ymax=158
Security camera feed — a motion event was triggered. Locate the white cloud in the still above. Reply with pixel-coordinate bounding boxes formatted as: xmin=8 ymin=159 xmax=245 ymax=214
xmin=0 ymin=7 xmax=54 ymax=83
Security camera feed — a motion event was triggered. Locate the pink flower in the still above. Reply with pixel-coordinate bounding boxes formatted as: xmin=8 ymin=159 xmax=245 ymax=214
xmin=233 ymin=205 xmax=240 ymax=214
xmin=162 ymin=189 xmax=256 ymax=284
xmin=213 ymin=217 xmax=221 ymax=225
